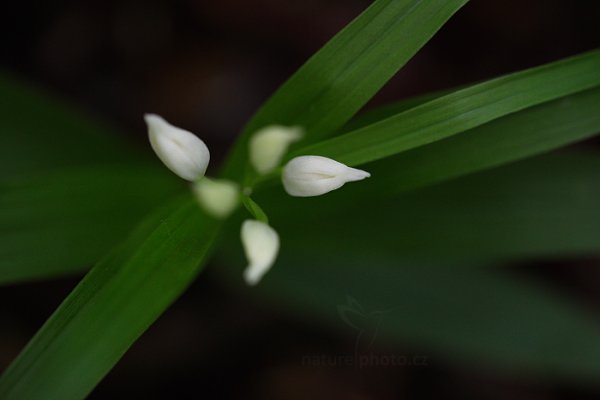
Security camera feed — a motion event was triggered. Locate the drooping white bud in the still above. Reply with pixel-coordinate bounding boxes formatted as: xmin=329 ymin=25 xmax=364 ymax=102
xmin=241 ymin=220 xmax=280 ymax=285
xmin=282 ymin=155 xmax=370 ymax=197
xmin=145 ymin=113 xmax=210 ymax=181
xmin=192 ymin=178 xmax=240 ymax=219
xmin=249 ymin=125 xmax=303 ymax=174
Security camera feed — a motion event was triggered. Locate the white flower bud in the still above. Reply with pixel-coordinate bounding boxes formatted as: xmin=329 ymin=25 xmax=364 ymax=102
xmin=249 ymin=125 xmax=303 ymax=174
xmin=241 ymin=220 xmax=280 ymax=286
xmin=192 ymin=178 xmax=240 ymax=219
xmin=282 ymin=155 xmax=370 ymax=197
xmin=145 ymin=113 xmax=210 ymax=181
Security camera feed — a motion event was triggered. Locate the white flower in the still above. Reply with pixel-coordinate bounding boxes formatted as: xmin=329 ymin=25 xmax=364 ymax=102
xmin=192 ymin=178 xmax=239 ymax=219
xmin=145 ymin=113 xmax=210 ymax=181
xmin=282 ymin=155 xmax=370 ymax=197
xmin=249 ymin=125 xmax=303 ymax=174
xmin=241 ymin=220 xmax=280 ymax=285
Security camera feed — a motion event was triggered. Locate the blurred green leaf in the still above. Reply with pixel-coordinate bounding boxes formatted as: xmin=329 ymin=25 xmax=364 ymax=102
xmin=0 ymin=72 xmax=149 ymax=178
xmin=297 ymin=49 xmax=600 ymax=166
xmin=0 ymin=165 xmax=182 ymax=285
xmin=218 ymin=156 xmax=600 ymax=379
xmin=259 ymin=152 xmax=600 ymax=263
xmin=252 ymin=257 xmax=600 ymax=381
xmin=222 ymin=0 xmax=469 ymax=182
xmin=0 ymin=196 xmax=221 ymax=399
xmin=246 ymin=87 xmax=600 ymax=265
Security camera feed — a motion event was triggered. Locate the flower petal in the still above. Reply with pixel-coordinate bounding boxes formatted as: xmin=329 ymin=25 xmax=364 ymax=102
xmin=145 ymin=113 xmax=210 ymax=181
xmin=241 ymin=220 xmax=280 ymax=285
xmin=282 ymin=155 xmax=370 ymax=197
xmin=249 ymin=125 xmax=303 ymax=174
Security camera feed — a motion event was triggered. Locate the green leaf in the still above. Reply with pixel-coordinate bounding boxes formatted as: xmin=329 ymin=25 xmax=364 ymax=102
xmin=250 ymin=87 xmax=600 ymax=264
xmin=220 ymin=154 xmax=600 ymax=379
xmin=0 ymin=196 xmax=221 ymax=399
xmin=297 ymin=49 xmax=600 ymax=166
xmin=0 ymin=71 xmax=148 ymax=179
xmin=221 ymin=0 xmax=469 ymax=182
xmin=362 ymin=86 xmax=600 ymax=193
xmin=263 ymin=84 xmax=600 ymax=197
xmin=217 ymin=185 xmax=600 ymax=381
xmin=260 ymin=152 xmax=600 ymax=263
xmin=255 ymin=257 xmax=600 ymax=381
xmin=0 ymin=165 xmax=182 ymax=285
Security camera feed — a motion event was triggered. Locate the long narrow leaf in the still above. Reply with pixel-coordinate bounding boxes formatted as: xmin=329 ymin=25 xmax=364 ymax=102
xmin=221 ymin=0 xmax=469 ymax=181
xmin=0 ymin=196 xmax=220 ymax=399
xmin=362 ymin=86 xmax=600 ymax=193
xmin=297 ymin=49 xmax=600 ymax=166
xmin=342 ymin=86 xmax=457 ymax=132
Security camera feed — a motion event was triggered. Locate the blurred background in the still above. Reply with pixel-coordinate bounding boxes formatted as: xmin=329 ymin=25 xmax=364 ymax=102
xmin=1 ymin=0 xmax=600 ymax=398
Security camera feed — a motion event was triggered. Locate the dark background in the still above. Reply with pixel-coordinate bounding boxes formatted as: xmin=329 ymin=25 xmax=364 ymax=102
xmin=1 ymin=1 xmax=600 ymax=398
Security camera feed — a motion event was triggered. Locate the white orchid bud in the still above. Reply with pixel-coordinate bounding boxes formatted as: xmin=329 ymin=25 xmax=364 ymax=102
xmin=145 ymin=113 xmax=210 ymax=181
xmin=192 ymin=178 xmax=240 ymax=219
xmin=249 ymin=125 xmax=303 ymax=174
xmin=282 ymin=155 xmax=370 ymax=197
xmin=241 ymin=220 xmax=280 ymax=285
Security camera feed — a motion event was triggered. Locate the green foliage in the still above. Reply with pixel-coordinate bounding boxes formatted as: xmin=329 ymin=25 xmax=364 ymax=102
xmin=349 ymin=86 xmax=600 ymax=193
xmin=0 ymin=72 xmax=149 ymax=178
xmin=221 ymin=0 xmax=469 ymax=183
xmin=217 ymin=153 xmax=600 ymax=380
xmin=2 ymin=0 xmax=600 ymax=397
xmin=297 ymin=50 xmax=600 ymax=166
xmin=244 ymin=257 xmax=600 ymax=381
xmin=262 ymin=152 xmax=600 ymax=263
xmin=0 ymin=166 xmax=181 ymax=285
xmin=0 ymin=197 xmax=220 ymax=399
